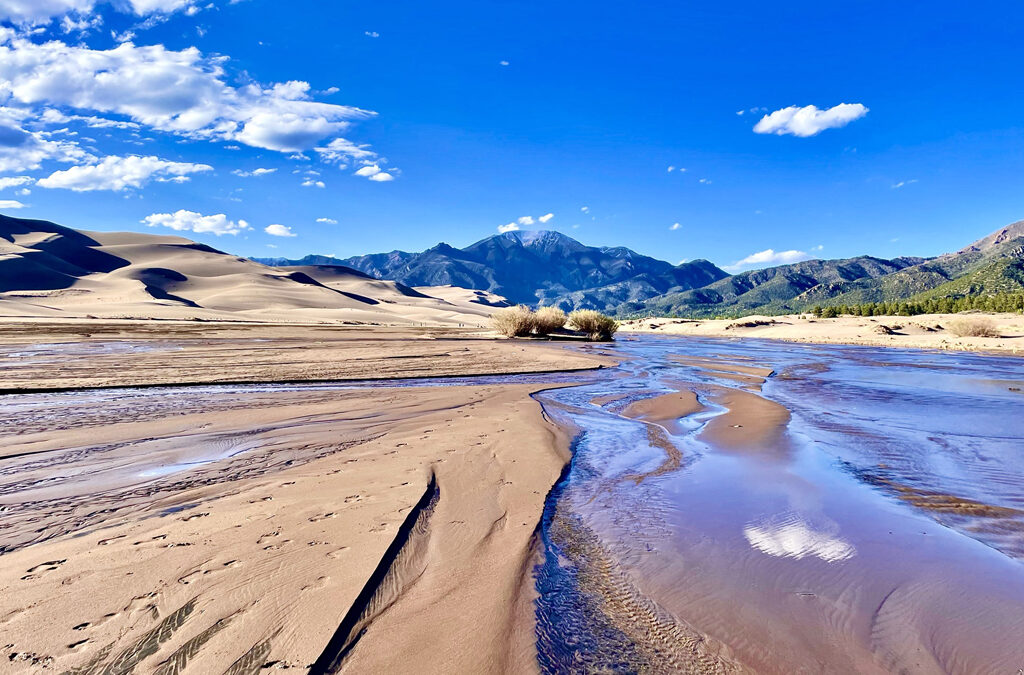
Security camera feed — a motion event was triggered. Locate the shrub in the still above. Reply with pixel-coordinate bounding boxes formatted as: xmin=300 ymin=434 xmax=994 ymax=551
xmin=948 ymin=317 xmax=1000 ymax=338
xmin=534 ymin=306 xmax=567 ymax=335
xmin=491 ymin=305 xmax=538 ymax=337
xmin=568 ymin=310 xmax=618 ymax=341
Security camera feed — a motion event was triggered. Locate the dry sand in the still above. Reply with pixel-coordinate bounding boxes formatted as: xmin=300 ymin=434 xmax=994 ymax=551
xmin=0 ymin=321 xmax=608 ymax=392
xmin=0 ymin=318 xmax=614 ymax=673
xmin=621 ymin=312 xmax=1024 ymax=355
xmin=0 ymin=216 xmax=505 ymax=327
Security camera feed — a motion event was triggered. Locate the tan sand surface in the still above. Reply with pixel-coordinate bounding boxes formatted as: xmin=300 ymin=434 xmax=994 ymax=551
xmin=0 ymin=321 xmax=609 ymax=392
xmin=0 ymin=382 xmax=572 ymax=673
xmin=0 ymin=217 xmax=504 ymax=327
xmin=621 ymin=313 xmax=1024 ymax=355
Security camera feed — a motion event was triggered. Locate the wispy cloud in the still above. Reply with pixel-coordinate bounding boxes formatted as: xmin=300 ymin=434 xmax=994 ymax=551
xmin=316 ymin=217 xmax=338 ymax=224
xmin=232 ymin=167 xmax=277 ymax=177
xmin=891 ymin=179 xmax=918 ymax=189
xmin=669 ymin=222 xmax=681 ymax=231
xmin=724 ymin=247 xmax=812 ymax=272
xmin=0 ymin=199 xmax=27 ymax=208
xmin=753 ymin=103 xmax=868 ymax=137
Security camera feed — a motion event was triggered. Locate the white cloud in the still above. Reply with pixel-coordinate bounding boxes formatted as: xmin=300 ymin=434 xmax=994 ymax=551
xmin=0 ymin=35 xmax=376 ymax=155
xmin=232 ymin=167 xmax=276 ymax=177
xmin=517 ymin=215 xmax=534 ymax=226
xmin=364 ymin=31 xmax=379 ymax=38
xmin=724 ymin=248 xmax=811 ymax=272
xmin=264 ymin=223 xmax=295 ymax=237
xmin=0 ymin=0 xmax=198 ymax=26
xmin=753 ymin=103 xmax=869 ymax=137
xmin=301 ymin=179 xmax=325 ymax=188
xmin=497 ymin=222 xmax=519 ymax=233
xmin=499 ymin=60 xmax=509 ymax=66
xmin=666 ymin=165 xmax=675 ymax=172
xmin=891 ymin=179 xmax=918 ymax=189
xmin=316 ymin=138 xmax=376 ymax=166
xmin=142 ymin=209 xmax=250 ymax=236
xmin=0 ymin=175 xmax=32 ymax=190
xmin=699 ymin=178 xmax=711 ymax=184
xmin=316 ymin=217 xmax=337 ymax=224
xmin=0 ymin=113 xmax=94 ymax=172
xmin=538 ymin=212 xmax=554 ymax=223
xmin=0 ymin=198 xmax=26 ymax=208
xmin=37 ymin=155 xmax=211 ymax=191
xmin=40 ymin=109 xmax=140 ymax=130
xmin=353 ymin=163 xmax=395 ymax=181
xmin=580 ymin=206 xmax=589 ymax=213
xmin=669 ymin=222 xmax=681 ymax=231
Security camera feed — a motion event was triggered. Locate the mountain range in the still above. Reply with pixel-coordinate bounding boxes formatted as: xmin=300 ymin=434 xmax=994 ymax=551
xmin=257 ymin=220 xmax=1024 ymax=317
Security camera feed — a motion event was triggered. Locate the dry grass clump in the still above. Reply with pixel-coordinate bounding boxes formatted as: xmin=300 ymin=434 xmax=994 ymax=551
xmin=491 ymin=305 xmax=538 ymax=337
xmin=534 ymin=306 xmax=567 ymax=335
xmin=948 ymin=317 xmax=1000 ymax=338
xmin=568 ymin=310 xmax=618 ymax=341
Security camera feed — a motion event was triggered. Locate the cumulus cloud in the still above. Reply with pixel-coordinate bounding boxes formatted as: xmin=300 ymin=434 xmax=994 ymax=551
xmin=316 ymin=217 xmax=337 ymax=224
xmin=580 ymin=206 xmax=589 ymax=213
xmin=0 ymin=35 xmax=376 ymax=155
xmin=37 ymin=155 xmax=211 ymax=191
xmin=724 ymin=247 xmax=811 ymax=272
xmin=264 ymin=223 xmax=295 ymax=237
xmin=517 ymin=215 xmax=534 ymax=226
xmin=142 ymin=209 xmax=249 ymax=236
xmin=353 ymin=163 xmax=395 ymax=181
xmin=497 ymin=222 xmax=519 ymax=233
xmin=0 ymin=0 xmax=195 ymax=26
xmin=538 ymin=213 xmax=554 ymax=223
xmin=232 ymin=167 xmax=276 ymax=177
xmin=499 ymin=60 xmax=509 ymax=66
xmin=669 ymin=222 xmax=681 ymax=231
xmin=753 ymin=103 xmax=869 ymax=137
xmin=0 ymin=198 xmax=26 ymax=208
xmin=364 ymin=31 xmax=379 ymax=38
xmin=301 ymin=178 xmax=325 ymax=188
xmin=0 ymin=175 xmax=32 ymax=190
xmin=0 ymin=114 xmax=94 ymax=173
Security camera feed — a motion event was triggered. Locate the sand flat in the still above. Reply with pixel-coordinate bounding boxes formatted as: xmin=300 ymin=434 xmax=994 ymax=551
xmin=0 ymin=378 xmax=571 ymax=673
xmin=0 ymin=321 xmax=611 ymax=392
xmin=622 ymin=313 xmax=1024 ymax=355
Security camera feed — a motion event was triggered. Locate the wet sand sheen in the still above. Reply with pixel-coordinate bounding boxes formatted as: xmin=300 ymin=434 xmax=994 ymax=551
xmin=532 ymin=336 xmax=1024 ymax=673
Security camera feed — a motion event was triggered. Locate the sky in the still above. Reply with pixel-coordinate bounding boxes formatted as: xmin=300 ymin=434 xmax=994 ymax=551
xmin=0 ymin=0 xmax=1022 ymax=272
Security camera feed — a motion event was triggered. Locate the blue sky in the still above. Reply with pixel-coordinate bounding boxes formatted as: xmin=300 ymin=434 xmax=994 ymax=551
xmin=1 ymin=0 xmax=1022 ymax=271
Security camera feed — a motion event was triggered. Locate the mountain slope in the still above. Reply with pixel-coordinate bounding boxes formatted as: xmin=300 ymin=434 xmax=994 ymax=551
xmin=625 ymin=220 xmax=1024 ymax=317
xmin=256 ymin=230 xmax=729 ymax=311
xmin=622 ymin=255 xmax=925 ymax=317
xmin=0 ymin=214 xmax=503 ymax=325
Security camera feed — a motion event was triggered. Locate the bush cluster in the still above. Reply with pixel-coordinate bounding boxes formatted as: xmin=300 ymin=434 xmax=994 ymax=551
xmin=491 ymin=305 xmax=617 ymax=341
xmin=948 ymin=317 xmax=1000 ymax=338
xmin=567 ymin=309 xmax=618 ymax=341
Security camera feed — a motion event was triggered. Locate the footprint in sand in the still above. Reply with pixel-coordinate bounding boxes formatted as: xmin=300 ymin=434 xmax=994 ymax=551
xmin=21 ymin=559 xmax=66 ymax=581
xmin=326 ymin=547 xmax=348 ymax=559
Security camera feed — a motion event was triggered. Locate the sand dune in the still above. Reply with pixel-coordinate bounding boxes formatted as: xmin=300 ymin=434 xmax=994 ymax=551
xmin=0 ymin=215 xmax=506 ymax=326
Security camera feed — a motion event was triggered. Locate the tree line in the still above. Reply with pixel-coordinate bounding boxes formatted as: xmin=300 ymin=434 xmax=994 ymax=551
xmin=811 ymin=292 xmax=1024 ymax=318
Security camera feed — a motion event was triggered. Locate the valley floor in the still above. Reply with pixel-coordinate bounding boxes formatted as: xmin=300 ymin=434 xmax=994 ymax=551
xmin=0 ymin=321 xmax=611 ymax=673
xmin=620 ymin=312 xmax=1024 ymax=355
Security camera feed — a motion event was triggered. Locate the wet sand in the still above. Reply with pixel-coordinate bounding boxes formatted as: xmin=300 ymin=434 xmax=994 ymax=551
xmin=0 ymin=320 xmax=609 ymax=392
xmin=532 ymin=336 xmax=1024 ymax=673
xmin=0 ymin=322 xmax=615 ymax=673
